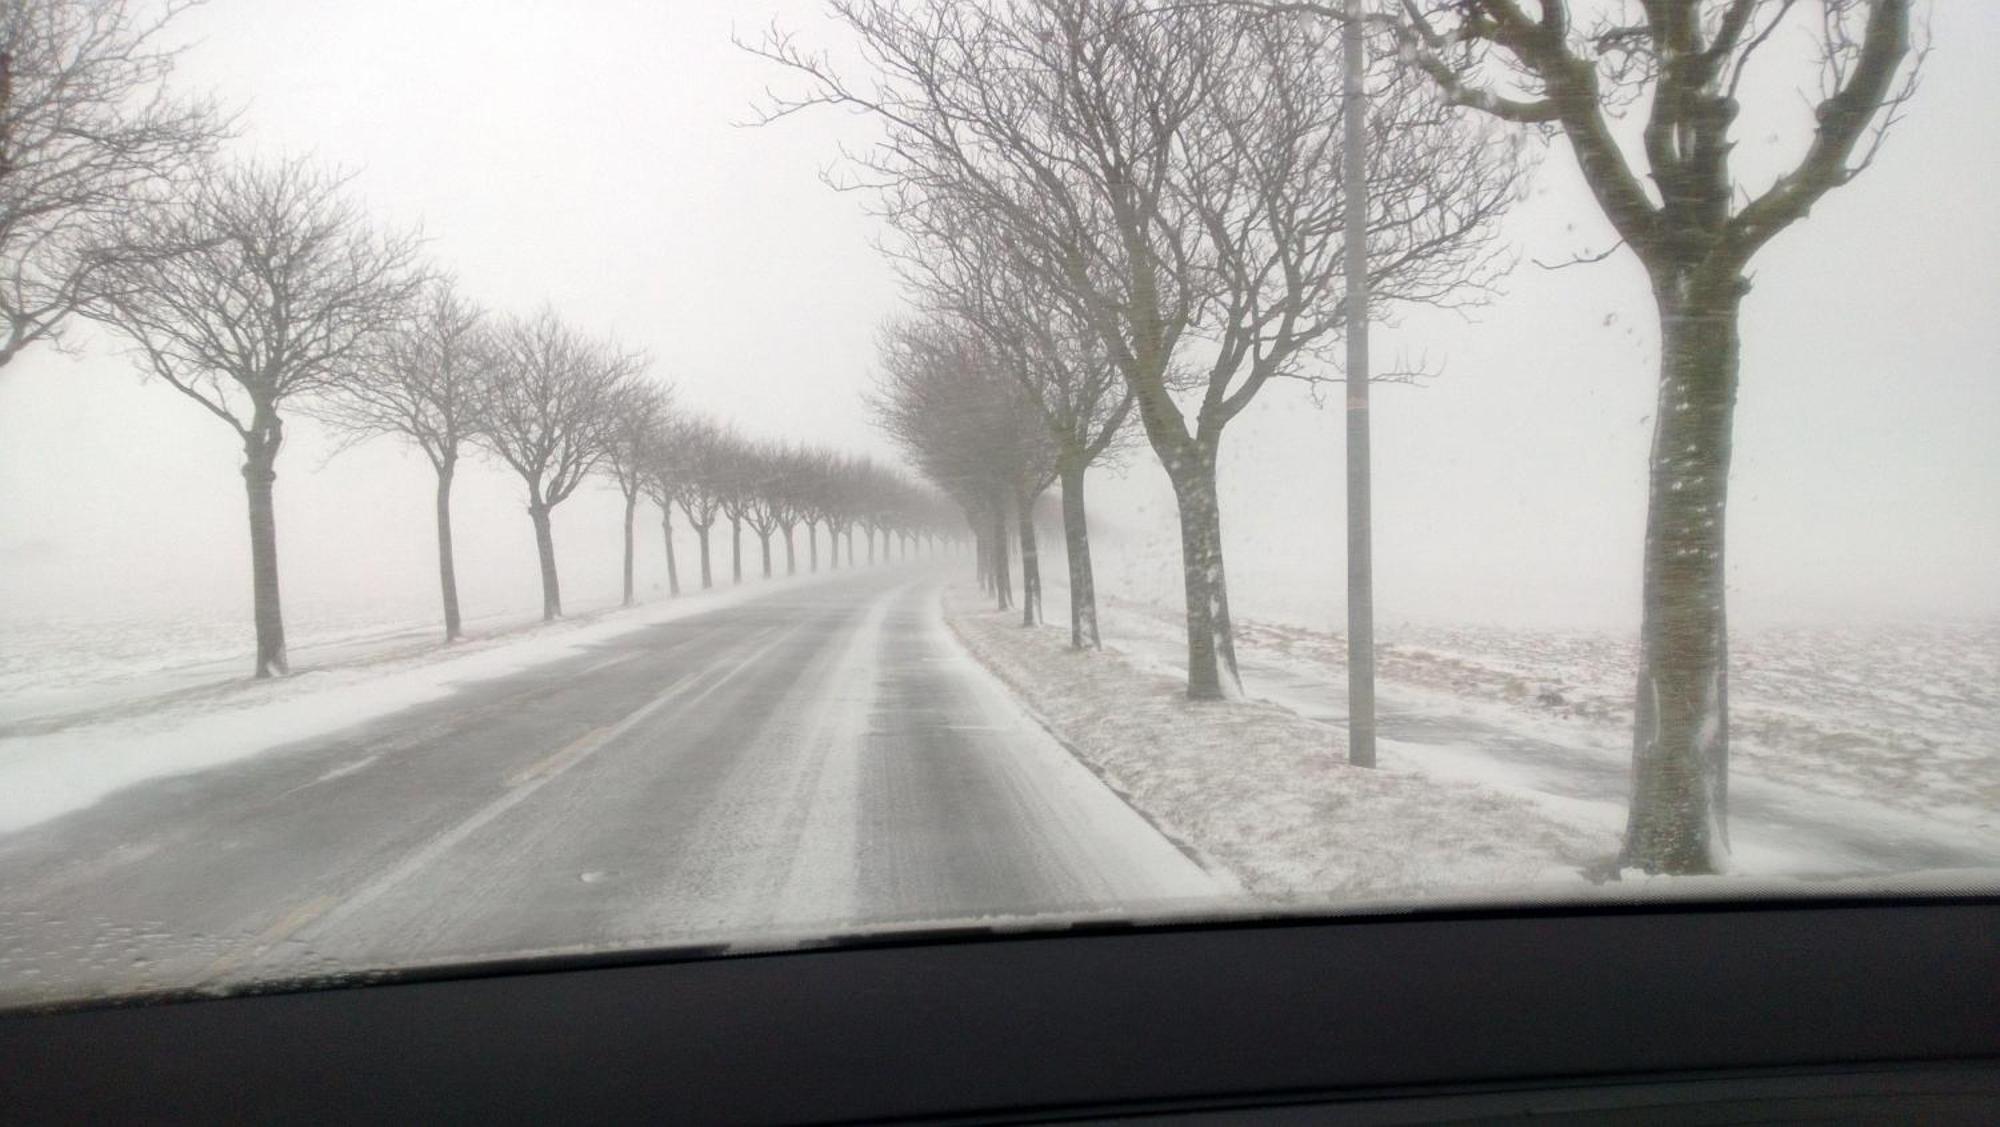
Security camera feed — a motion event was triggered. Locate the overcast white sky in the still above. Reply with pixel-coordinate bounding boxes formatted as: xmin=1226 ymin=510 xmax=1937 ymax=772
xmin=0 ymin=0 xmax=1994 ymax=641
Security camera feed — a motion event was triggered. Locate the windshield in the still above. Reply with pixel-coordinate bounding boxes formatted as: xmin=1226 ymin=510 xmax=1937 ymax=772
xmin=1 ymin=0 xmax=1993 ymax=1011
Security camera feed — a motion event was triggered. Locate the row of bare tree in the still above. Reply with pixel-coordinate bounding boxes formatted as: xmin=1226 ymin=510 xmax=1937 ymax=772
xmin=1 ymin=1 xmax=950 ymax=682
xmin=757 ymin=0 xmax=1925 ymax=876
xmin=84 ymin=158 xmax=947 ymax=678
xmin=763 ymin=0 xmax=1517 ymax=693
xmin=601 ymin=408 xmax=954 ymax=608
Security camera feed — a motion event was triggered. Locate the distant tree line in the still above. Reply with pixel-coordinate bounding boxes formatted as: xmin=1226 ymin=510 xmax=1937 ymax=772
xmin=0 ymin=0 xmax=951 ymax=681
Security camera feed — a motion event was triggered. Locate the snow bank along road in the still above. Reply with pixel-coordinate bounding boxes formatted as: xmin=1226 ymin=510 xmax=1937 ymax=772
xmin=0 ymin=570 xmax=1221 ymax=1007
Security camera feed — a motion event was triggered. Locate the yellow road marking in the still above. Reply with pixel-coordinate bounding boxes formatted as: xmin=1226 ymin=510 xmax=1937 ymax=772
xmin=505 ymin=725 xmax=614 ymax=788
xmin=198 ymin=893 xmax=338 ymax=983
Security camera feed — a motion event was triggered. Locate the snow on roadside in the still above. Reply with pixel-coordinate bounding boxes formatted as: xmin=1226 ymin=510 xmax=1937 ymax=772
xmin=0 ymin=573 xmax=847 ymax=835
xmin=1096 ymin=593 xmax=2000 ymax=835
xmin=942 ymin=587 xmax=1614 ymax=900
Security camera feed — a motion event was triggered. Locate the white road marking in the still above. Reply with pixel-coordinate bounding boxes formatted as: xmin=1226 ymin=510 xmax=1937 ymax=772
xmin=577 ymin=652 xmax=642 ymax=677
xmin=274 ymin=755 xmax=382 ymax=800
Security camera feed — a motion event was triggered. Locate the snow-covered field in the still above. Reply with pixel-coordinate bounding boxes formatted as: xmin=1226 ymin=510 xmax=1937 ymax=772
xmin=0 ymin=593 xmax=635 ymax=731
xmin=1072 ymin=590 xmax=2000 ymax=877
xmin=1380 ymin=619 xmax=2000 ymax=825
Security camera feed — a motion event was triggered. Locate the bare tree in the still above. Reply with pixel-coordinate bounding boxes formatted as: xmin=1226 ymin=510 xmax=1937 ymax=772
xmin=0 ymin=0 xmax=225 ymax=370
xmin=752 ymin=0 xmax=1516 ymax=697
xmin=739 ymin=442 xmax=787 ymax=579
xmin=87 ymin=159 xmax=420 ymax=677
xmin=902 ymin=213 xmax=1135 ymax=646
xmin=795 ymin=446 xmax=833 ymax=573
xmin=1338 ymin=0 xmax=1924 ymax=875
xmin=601 ymin=379 xmax=674 ymax=607
xmin=473 ymin=308 xmax=643 ymax=620
xmin=873 ymin=315 xmax=1053 ymax=617
xmin=670 ymin=416 xmax=727 ymax=590
xmin=767 ymin=444 xmax=812 ymax=577
xmin=712 ymin=428 xmax=756 ymax=585
xmin=641 ymin=419 xmax=689 ymax=597
xmin=311 ymin=275 xmax=486 ymax=641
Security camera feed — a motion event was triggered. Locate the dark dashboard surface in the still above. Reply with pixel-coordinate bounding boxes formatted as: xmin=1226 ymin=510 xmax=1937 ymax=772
xmin=3 ymin=898 xmax=1996 ymax=1124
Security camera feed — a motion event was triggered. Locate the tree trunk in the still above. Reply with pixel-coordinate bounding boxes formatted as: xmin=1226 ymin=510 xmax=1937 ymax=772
xmin=241 ymin=435 xmax=288 ymax=678
xmin=1057 ymin=459 xmax=1100 ymax=649
xmin=1620 ymin=275 xmax=1744 ymax=876
xmin=867 ymin=527 xmax=876 ymax=565
xmin=808 ymin=520 xmax=819 ymax=572
xmin=989 ymin=506 xmax=1013 ymax=611
xmin=730 ymin=515 xmax=743 ymax=584
xmin=846 ymin=527 xmax=856 ymax=566
xmin=1167 ymin=453 xmax=1239 ymax=701
xmin=435 ymin=457 xmax=462 ymax=642
xmin=661 ymin=508 xmax=680 ymax=597
xmin=621 ymin=492 xmax=638 ymax=608
xmin=758 ymin=531 xmax=773 ymax=578
xmin=1015 ymin=488 xmax=1042 ymax=627
xmin=528 ymin=499 xmax=561 ymax=621
xmin=783 ymin=524 xmax=796 ymax=576
xmin=696 ymin=524 xmax=713 ymax=589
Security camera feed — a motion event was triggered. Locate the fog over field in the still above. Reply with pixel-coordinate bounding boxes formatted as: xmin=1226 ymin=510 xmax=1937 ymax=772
xmin=2 ymin=0 xmax=1995 ymax=645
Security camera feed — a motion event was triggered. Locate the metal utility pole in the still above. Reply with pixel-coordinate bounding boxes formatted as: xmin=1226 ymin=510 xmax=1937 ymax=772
xmin=1342 ymin=0 xmax=1377 ymax=768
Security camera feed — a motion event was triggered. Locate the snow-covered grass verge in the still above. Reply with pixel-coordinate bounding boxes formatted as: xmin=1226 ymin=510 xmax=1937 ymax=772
xmin=0 ymin=571 xmax=855 ymax=835
xmin=942 ymin=587 xmax=1614 ymax=901
xmin=1239 ymin=614 xmax=2000 ymax=828
xmin=1064 ymin=589 xmax=2000 ymax=880
xmin=1094 ymin=594 xmax=2000 ymax=836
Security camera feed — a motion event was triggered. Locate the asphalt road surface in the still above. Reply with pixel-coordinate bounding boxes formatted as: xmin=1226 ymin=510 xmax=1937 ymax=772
xmin=0 ymin=570 xmax=1219 ymax=1008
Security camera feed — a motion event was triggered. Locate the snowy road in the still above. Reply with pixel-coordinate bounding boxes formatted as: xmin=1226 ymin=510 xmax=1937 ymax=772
xmin=0 ymin=571 xmax=1219 ymax=1006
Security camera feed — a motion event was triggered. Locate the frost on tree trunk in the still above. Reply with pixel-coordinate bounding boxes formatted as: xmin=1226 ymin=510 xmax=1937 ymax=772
xmin=241 ymin=430 xmax=288 ymax=679
xmin=1620 ymin=275 xmax=1744 ymax=876
xmin=989 ymin=507 xmax=1013 ymax=611
xmin=1015 ymin=488 xmax=1042 ymax=627
xmin=528 ymin=499 xmax=562 ymax=620
xmin=730 ymin=516 xmax=743 ymax=584
xmin=434 ymin=457 xmax=462 ymax=641
xmin=621 ymin=493 xmax=638 ymax=608
xmin=1057 ymin=459 xmax=1100 ymax=649
xmin=696 ymin=525 xmax=713 ymax=589
xmin=660 ymin=510 xmax=680 ymax=597
xmin=1167 ymin=452 xmax=1239 ymax=700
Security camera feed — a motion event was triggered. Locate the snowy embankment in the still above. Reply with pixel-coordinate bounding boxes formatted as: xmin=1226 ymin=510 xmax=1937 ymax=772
xmin=942 ymin=588 xmax=1611 ymax=900
xmin=0 ymin=575 xmax=840 ymax=835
